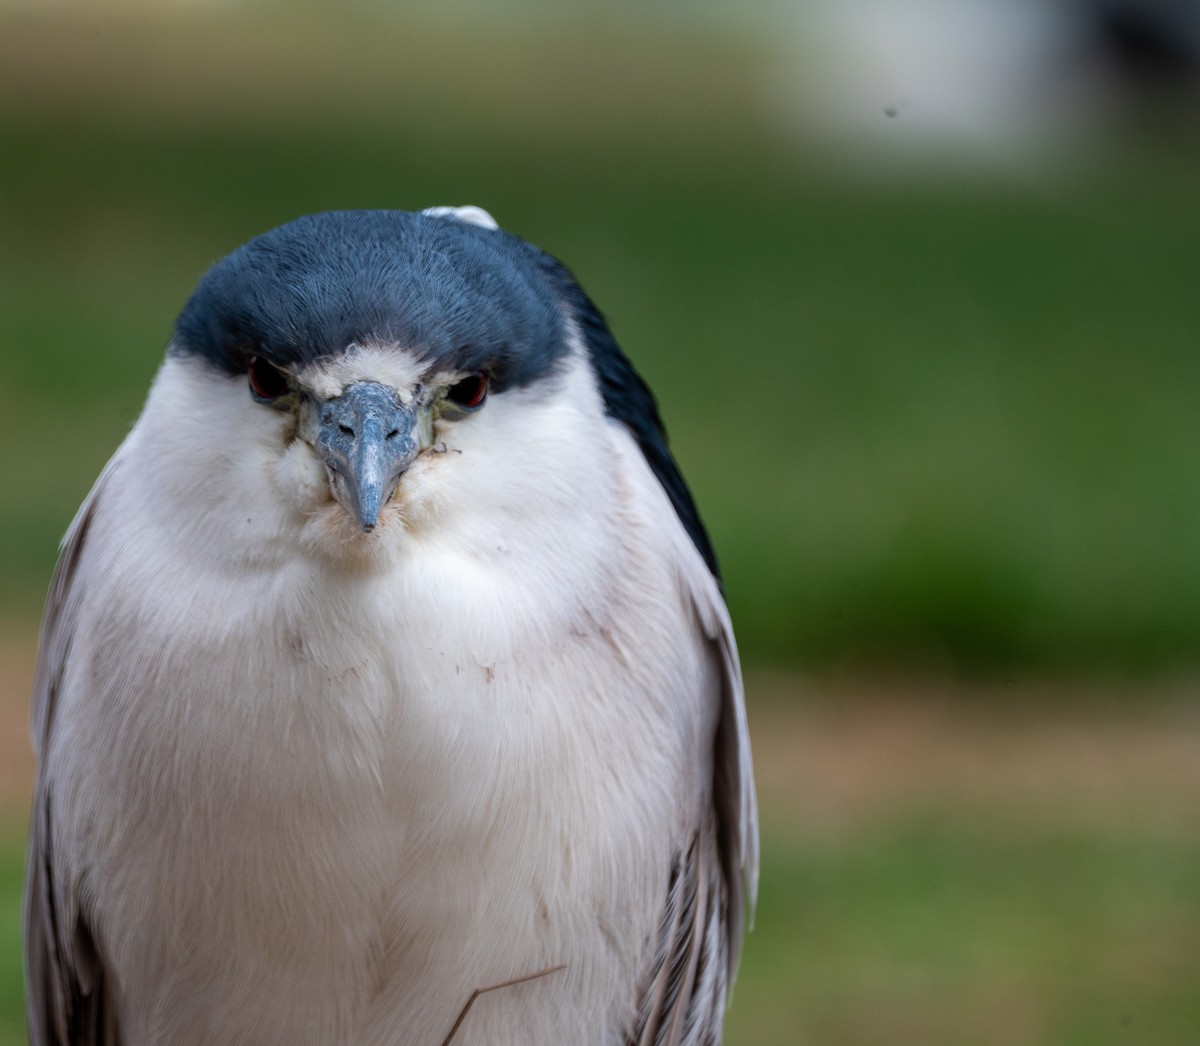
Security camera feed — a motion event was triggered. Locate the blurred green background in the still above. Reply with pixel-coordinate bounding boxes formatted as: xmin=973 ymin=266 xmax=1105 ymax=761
xmin=1 ymin=2 xmax=1199 ymax=1043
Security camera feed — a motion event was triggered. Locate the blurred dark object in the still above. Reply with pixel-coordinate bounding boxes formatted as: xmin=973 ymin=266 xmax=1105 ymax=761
xmin=1092 ymin=0 xmax=1200 ymax=91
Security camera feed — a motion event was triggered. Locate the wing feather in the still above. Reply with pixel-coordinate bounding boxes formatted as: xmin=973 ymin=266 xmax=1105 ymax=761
xmin=628 ymin=522 xmax=759 ymax=1045
xmin=25 ymin=462 xmax=123 ymax=1045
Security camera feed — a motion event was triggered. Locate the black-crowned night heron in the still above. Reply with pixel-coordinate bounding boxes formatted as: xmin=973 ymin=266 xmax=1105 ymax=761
xmin=24 ymin=207 xmax=757 ymax=1045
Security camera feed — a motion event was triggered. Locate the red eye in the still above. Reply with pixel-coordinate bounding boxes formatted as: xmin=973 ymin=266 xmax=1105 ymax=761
xmin=446 ymin=372 xmax=488 ymax=411
xmin=247 ymin=356 xmax=290 ymax=401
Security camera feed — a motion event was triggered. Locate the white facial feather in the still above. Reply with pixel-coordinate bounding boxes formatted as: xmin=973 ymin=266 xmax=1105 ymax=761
xmin=297 ymin=343 xmax=429 ymax=404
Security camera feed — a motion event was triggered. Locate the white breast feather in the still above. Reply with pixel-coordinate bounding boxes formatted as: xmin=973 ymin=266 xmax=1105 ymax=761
xmin=41 ymin=347 xmax=727 ymax=1045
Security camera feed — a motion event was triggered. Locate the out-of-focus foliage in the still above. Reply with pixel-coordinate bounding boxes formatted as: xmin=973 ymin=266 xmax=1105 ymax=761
xmin=2 ymin=7 xmax=1199 ymax=673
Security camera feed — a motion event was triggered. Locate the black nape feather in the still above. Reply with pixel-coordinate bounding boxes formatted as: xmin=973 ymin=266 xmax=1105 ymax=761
xmin=533 ymin=250 xmax=722 ymax=585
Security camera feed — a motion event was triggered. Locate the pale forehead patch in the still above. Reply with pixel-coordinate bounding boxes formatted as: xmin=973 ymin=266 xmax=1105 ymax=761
xmin=420 ymin=205 xmax=500 ymax=231
xmin=297 ymin=343 xmax=430 ymax=402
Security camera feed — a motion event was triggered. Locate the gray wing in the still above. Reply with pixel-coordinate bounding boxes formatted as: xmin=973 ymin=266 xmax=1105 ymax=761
xmin=25 ymin=462 xmax=123 ymax=1045
xmin=629 ymin=539 xmax=759 ymax=1046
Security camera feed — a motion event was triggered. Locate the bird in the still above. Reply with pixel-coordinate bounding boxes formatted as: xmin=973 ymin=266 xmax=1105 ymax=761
xmin=24 ymin=205 xmax=757 ymax=1045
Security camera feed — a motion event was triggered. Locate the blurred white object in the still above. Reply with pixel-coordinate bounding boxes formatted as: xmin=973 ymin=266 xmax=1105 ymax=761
xmin=767 ymin=0 xmax=1096 ymax=173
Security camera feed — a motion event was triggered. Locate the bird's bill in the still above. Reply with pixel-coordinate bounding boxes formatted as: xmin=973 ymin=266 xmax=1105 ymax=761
xmin=311 ymin=381 xmax=423 ymax=532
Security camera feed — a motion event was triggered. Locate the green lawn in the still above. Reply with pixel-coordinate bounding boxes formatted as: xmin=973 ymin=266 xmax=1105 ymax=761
xmin=0 ymin=839 xmax=24 ymax=1046
xmin=727 ymin=821 xmax=1200 ymax=1045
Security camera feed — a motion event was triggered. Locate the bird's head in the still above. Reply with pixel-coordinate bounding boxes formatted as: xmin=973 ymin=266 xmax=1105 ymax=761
xmin=153 ymin=206 xmax=625 ymax=568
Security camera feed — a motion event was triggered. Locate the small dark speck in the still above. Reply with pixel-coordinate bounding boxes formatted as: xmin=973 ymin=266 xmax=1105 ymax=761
xmin=884 ymin=105 xmax=899 ymax=118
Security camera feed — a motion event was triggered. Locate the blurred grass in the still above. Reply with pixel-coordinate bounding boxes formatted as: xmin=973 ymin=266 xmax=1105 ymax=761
xmin=0 ymin=837 xmax=22 ymax=1046
xmin=727 ymin=821 xmax=1200 ymax=1045
xmin=3 ymin=9 xmax=1200 ymax=673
